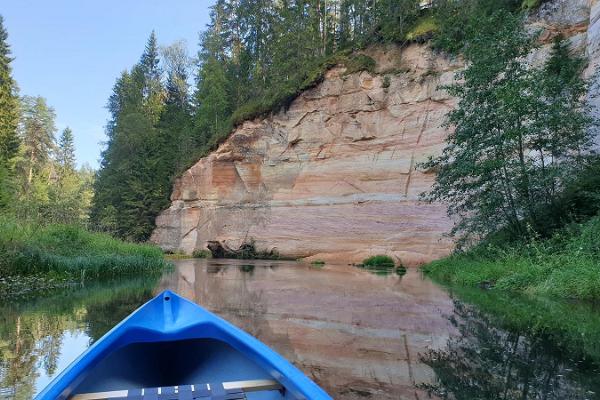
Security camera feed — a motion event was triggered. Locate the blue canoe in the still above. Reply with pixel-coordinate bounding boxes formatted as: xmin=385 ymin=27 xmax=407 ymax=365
xmin=36 ymin=291 xmax=332 ymax=400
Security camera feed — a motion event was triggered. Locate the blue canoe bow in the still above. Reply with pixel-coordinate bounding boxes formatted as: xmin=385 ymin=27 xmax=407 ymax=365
xmin=36 ymin=290 xmax=332 ymax=400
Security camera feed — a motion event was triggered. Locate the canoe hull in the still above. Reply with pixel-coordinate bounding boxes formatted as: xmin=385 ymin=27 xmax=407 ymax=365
xmin=36 ymin=291 xmax=331 ymax=400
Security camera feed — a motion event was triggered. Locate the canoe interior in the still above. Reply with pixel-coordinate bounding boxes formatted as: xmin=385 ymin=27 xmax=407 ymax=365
xmin=72 ymin=338 xmax=288 ymax=399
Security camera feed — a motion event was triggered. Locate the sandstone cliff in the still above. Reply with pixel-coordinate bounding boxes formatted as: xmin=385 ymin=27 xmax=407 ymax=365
xmin=152 ymin=0 xmax=599 ymax=266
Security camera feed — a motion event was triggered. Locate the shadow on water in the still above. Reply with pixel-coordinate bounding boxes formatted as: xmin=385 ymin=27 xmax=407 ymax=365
xmin=420 ymin=287 xmax=600 ymax=399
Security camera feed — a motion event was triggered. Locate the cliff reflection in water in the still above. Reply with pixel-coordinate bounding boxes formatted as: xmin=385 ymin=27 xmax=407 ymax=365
xmin=2 ymin=259 xmax=600 ymax=400
xmin=158 ymin=259 xmax=454 ymax=400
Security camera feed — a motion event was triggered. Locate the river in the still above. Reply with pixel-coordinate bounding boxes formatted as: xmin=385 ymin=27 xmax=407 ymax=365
xmin=1 ymin=259 xmax=599 ymax=399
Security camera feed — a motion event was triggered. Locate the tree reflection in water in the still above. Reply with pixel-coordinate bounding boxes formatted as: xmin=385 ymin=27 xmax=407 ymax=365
xmin=0 ymin=279 xmax=156 ymax=399
xmin=421 ymin=298 xmax=600 ymax=400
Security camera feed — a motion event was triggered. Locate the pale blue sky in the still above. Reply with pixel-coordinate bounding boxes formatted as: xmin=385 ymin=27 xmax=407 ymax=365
xmin=2 ymin=0 xmax=215 ymax=168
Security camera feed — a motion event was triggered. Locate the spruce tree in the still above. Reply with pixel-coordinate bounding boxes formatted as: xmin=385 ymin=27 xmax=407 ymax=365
xmin=19 ymin=96 xmax=56 ymax=186
xmin=91 ymin=32 xmax=169 ymax=241
xmin=50 ymin=127 xmax=86 ymax=224
xmin=140 ymin=31 xmax=164 ymax=122
xmin=56 ymin=127 xmax=76 ymax=172
xmin=194 ymin=27 xmax=232 ymax=145
xmin=0 ymin=15 xmax=20 ymax=209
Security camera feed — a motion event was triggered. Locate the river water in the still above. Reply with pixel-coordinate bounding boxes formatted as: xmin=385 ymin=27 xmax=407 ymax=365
xmin=1 ymin=259 xmax=599 ymax=399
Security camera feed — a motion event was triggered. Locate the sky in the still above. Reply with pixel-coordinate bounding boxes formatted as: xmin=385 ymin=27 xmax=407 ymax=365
xmin=2 ymin=0 xmax=216 ymax=168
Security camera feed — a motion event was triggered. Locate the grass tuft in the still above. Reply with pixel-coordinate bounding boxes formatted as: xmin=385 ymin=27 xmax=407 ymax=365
xmin=192 ymin=249 xmax=212 ymax=259
xmin=363 ymin=255 xmax=395 ymax=268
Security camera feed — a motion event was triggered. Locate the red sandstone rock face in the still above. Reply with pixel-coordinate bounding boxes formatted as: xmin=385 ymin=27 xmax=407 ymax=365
xmin=152 ymin=43 xmax=459 ymax=266
xmin=151 ymin=0 xmax=600 ymax=265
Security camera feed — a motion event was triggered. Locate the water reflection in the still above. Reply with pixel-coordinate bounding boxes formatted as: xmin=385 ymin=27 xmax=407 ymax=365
xmin=421 ymin=290 xmax=600 ymax=400
xmin=157 ymin=259 xmax=453 ymax=399
xmin=0 ymin=279 xmax=156 ymax=399
xmin=355 ymin=264 xmax=407 ymax=277
xmin=1 ymin=259 xmax=599 ymax=399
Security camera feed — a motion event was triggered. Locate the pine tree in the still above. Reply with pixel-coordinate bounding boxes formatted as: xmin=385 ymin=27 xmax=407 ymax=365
xmin=56 ymin=127 xmax=75 ymax=173
xmin=0 ymin=15 xmax=20 ymax=209
xmin=19 ymin=96 xmax=56 ymax=186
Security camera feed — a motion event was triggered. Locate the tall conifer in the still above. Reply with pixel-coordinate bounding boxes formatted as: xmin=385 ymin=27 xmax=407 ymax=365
xmin=0 ymin=15 xmax=20 ymax=209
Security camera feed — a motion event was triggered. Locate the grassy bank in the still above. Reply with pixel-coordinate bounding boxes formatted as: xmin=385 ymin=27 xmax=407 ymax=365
xmin=423 ymin=215 xmax=600 ymax=301
xmin=0 ymin=218 xmax=170 ymax=298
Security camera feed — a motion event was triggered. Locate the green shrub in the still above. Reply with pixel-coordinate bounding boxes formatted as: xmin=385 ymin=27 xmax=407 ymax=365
xmin=343 ymin=54 xmax=376 ymax=75
xmin=521 ymin=0 xmax=541 ymax=9
xmin=192 ymin=249 xmax=211 ymax=258
xmin=311 ymin=260 xmax=325 ymax=266
xmin=382 ymin=76 xmax=391 ymax=88
xmin=405 ymin=16 xmax=439 ymax=42
xmin=430 ymin=0 xmax=522 ymax=54
xmin=363 ymin=255 xmax=395 ymax=268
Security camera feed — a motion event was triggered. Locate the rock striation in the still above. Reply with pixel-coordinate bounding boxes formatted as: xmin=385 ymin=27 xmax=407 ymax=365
xmin=152 ymin=0 xmax=600 ymax=265
xmin=152 ymin=44 xmax=459 ymax=266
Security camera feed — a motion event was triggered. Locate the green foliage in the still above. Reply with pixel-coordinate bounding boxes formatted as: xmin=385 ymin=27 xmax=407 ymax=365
xmin=311 ymin=260 xmax=325 ymax=266
xmin=423 ymin=215 xmax=600 ymax=301
xmin=421 ymin=13 xmax=594 ymax=243
xmin=521 ymin=0 xmax=541 ymax=10
xmin=18 ymin=96 xmax=56 ymax=185
xmin=192 ymin=249 xmax=211 ymax=258
xmin=0 ymin=217 xmax=168 ymax=290
xmin=0 ymin=15 xmax=20 ymax=211
xmin=342 ymin=54 xmax=376 ymax=74
xmin=56 ymin=127 xmax=75 ymax=172
xmin=363 ymin=255 xmax=395 ymax=267
xmin=405 ymin=15 xmax=439 ymax=42
xmin=382 ymin=75 xmax=391 ymax=88
xmin=91 ymin=33 xmax=189 ymax=241
xmin=374 ymin=0 xmax=421 ymax=43
xmin=430 ymin=0 xmax=521 ymax=54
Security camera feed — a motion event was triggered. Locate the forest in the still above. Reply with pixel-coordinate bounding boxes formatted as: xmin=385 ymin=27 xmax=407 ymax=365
xmin=1 ymin=0 xmax=599 ymax=298
xmin=89 ymin=0 xmax=547 ymax=243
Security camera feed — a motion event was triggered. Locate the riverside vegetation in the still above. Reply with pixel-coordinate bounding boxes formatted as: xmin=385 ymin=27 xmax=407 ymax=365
xmin=1 ymin=0 xmax=599 ymax=299
xmin=0 ymin=218 xmax=169 ymax=298
xmin=420 ymin=5 xmax=600 ymax=300
xmin=0 ymin=16 xmax=168 ymax=297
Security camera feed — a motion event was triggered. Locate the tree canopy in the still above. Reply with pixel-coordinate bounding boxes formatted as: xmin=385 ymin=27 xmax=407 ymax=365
xmin=421 ymin=10 xmax=596 ymax=243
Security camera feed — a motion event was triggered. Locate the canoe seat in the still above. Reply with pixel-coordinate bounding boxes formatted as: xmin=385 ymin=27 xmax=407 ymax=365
xmin=70 ymin=379 xmax=283 ymax=400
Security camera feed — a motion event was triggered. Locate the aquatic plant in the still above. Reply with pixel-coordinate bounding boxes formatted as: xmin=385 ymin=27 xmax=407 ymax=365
xmin=362 ymin=255 xmax=395 ymax=268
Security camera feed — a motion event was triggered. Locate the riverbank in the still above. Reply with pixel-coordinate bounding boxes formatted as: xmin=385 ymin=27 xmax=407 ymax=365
xmin=0 ymin=218 xmax=170 ymax=298
xmin=423 ymin=215 xmax=600 ymax=301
